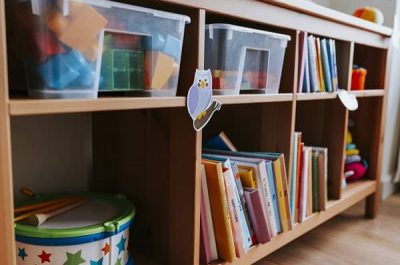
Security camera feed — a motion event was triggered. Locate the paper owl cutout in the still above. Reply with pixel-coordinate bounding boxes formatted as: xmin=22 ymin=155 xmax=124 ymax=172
xmin=187 ymin=69 xmax=221 ymax=131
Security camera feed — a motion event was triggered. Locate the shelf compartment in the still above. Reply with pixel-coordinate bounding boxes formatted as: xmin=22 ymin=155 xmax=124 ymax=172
xmin=220 ymin=180 xmax=376 ymax=265
xmin=11 ymin=108 xmax=200 ymax=265
xmin=352 ymin=43 xmax=387 ymax=90
xmin=295 ymin=99 xmax=347 ymax=199
xmin=203 ymin=101 xmax=294 ymax=170
xmin=9 ymin=97 xmax=186 ymax=116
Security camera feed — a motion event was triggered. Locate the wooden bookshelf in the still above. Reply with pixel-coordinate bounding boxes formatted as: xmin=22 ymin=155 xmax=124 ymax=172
xmin=0 ymin=0 xmax=391 ymax=265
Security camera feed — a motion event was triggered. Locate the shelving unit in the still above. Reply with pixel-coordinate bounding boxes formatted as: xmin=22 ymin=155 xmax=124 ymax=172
xmin=0 ymin=0 xmax=391 ymax=265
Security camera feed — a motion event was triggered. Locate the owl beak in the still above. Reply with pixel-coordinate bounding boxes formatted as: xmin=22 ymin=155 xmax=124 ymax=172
xmin=200 ymin=80 xmax=207 ymax=88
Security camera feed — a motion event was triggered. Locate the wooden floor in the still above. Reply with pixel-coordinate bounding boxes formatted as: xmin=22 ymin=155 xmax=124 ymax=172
xmin=257 ymin=193 xmax=400 ymax=265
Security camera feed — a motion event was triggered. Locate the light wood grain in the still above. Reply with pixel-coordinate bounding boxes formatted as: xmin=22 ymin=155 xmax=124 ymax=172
xmin=259 ymin=192 xmax=400 ymax=265
xmin=0 ymin=1 xmax=16 ymax=264
xmin=221 ymin=180 xmax=376 ymax=265
xmin=160 ymin=0 xmax=389 ymax=48
xmin=349 ymin=89 xmax=385 ymax=97
xmin=214 ymin=94 xmax=293 ymax=105
xmin=296 ymin=92 xmax=337 ymax=101
xmin=9 ymin=97 xmax=186 ymax=116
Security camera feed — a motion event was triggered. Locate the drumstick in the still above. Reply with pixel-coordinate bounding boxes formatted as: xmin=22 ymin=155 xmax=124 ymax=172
xmin=26 ymin=199 xmax=88 ymax=227
xmin=19 ymin=187 xmax=40 ymax=198
xmin=14 ymin=196 xmax=81 ymax=214
xmin=14 ymin=197 xmax=83 ymax=222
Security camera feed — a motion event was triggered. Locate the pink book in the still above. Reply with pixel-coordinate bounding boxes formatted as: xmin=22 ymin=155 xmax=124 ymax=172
xmin=244 ymin=189 xmax=271 ymax=244
xmin=200 ymin=187 xmax=212 ymax=264
xmin=298 ymin=31 xmax=308 ymax=92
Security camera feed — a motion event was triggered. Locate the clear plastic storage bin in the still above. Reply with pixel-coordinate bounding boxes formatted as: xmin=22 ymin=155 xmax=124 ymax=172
xmin=7 ymin=0 xmax=190 ymax=98
xmin=205 ymin=24 xmax=290 ymax=95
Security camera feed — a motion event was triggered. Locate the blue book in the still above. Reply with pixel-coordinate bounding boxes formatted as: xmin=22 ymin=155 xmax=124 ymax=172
xmin=203 ymin=132 xmax=237 ymax=151
xmin=302 ymin=37 xmax=311 ymax=93
xmin=265 ymin=160 xmax=281 ymax=233
xmin=320 ymin=39 xmax=333 ymax=92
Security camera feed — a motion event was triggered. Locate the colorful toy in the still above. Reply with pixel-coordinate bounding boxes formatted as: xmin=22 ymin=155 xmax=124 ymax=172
xmin=163 ymin=34 xmax=181 ymax=59
xmin=351 ymin=65 xmax=367 ymax=90
xmin=33 ymin=31 xmax=65 ymax=62
xmin=49 ymin=5 xmax=108 ymax=53
xmin=344 ymin=128 xmax=368 ymax=182
xmin=15 ymin=192 xmax=135 ymax=265
xmin=353 ymin=6 xmax=384 ymax=25
xmin=145 ymin=51 xmax=175 ymax=89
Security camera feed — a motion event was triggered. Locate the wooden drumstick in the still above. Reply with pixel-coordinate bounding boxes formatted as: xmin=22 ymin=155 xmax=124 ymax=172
xmin=26 ymin=199 xmax=88 ymax=227
xmin=14 ymin=196 xmax=81 ymax=214
xmin=14 ymin=197 xmax=83 ymax=222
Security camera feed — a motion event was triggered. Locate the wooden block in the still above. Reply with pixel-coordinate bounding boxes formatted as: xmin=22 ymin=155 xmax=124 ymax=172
xmin=48 ymin=12 xmax=69 ymax=37
xmin=58 ymin=4 xmax=108 ymax=52
xmin=83 ymin=41 xmax=99 ymax=62
xmin=145 ymin=51 xmax=175 ymax=90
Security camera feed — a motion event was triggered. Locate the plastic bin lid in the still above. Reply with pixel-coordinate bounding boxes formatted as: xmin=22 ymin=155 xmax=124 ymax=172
xmin=77 ymin=0 xmax=190 ymax=24
xmin=206 ymin=23 xmax=291 ymax=41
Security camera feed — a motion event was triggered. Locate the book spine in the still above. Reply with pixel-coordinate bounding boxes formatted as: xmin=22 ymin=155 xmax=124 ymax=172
xmin=244 ymin=190 xmax=271 ymax=244
xmin=279 ymin=155 xmax=292 ymax=230
xmin=332 ymin=40 xmax=338 ymax=90
xmin=201 ymin=165 xmax=218 ymax=260
xmin=307 ymin=36 xmax=318 ymax=92
xmin=298 ymin=31 xmax=306 ymax=93
xmin=266 ymin=161 xmax=281 ymax=233
xmin=316 ymin=37 xmax=325 ymax=92
xmin=290 ymin=133 xmax=298 ymax=225
xmin=318 ymin=151 xmax=326 ymax=211
xmin=200 ymin=184 xmax=212 ymax=264
xmin=294 ymin=134 xmax=302 ymax=223
xmin=258 ymin=162 xmax=278 ymax=236
xmin=312 ymin=150 xmax=319 ymax=212
xmin=273 ymin=160 xmax=290 ymax=232
xmin=223 ymin=169 xmax=246 ymax=257
xmin=321 ymin=39 xmax=333 ymax=92
xmin=307 ymin=149 xmax=313 ymax=217
xmin=303 ymin=39 xmax=311 ymax=93
xmin=299 ymin=147 xmax=309 ymax=222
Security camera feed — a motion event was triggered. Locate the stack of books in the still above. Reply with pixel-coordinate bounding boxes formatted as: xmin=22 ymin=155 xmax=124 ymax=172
xmin=199 ymin=132 xmax=330 ymax=264
xmin=290 ymin=132 xmax=328 ymax=224
xmin=298 ymin=32 xmax=339 ymax=93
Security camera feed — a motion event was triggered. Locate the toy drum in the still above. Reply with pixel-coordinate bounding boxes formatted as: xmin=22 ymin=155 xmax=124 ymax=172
xmin=15 ymin=192 xmax=135 ymax=265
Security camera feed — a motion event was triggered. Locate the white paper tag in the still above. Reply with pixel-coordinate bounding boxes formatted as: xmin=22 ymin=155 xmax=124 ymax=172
xmin=338 ymin=89 xmax=358 ymax=111
xmin=187 ymin=69 xmax=221 ymax=131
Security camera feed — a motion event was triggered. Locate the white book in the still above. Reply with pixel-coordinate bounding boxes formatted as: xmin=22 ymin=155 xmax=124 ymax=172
xmin=300 ymin=147 xmax=310 ymax=222
xmin=200 ymin=165 xmax=218 ymax=260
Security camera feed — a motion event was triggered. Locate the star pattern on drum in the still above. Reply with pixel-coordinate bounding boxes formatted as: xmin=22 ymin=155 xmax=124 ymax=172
xmin=117 ymin=235 xmax=126 ymax=255
xmin=18 ymin=248 xmax=28 ymax=260
xmin=64 ymin=250 xmax=86 ymax=265
xmin=101 ymin=243 xmax=110 ymax=255
xmin=38 ymin=250 xmax=51 ymax=263
xmin=114 ymin=257 xmax=122 ymax=265
xmin=90 ymin=257 xmax=103 ymax=265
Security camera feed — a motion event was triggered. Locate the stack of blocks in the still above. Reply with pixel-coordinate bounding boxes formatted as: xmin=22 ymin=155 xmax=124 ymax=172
xmin=344 ymin=126 xmax=368 ymax=182
xmin=39 ymin=2 xmax=108 ymax=90
xmin=211 ymin=70 xmax=268 ymax=91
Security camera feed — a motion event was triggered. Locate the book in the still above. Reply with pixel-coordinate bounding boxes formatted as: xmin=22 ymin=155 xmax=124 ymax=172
xmin=231 ymin=161 xmax=257 ymax=246
xmin=238 ymin=166 xmax=257 ymax=189
xmin=296 ymin=142 xmax=304 ymax=222
xmin=320 ymin=39 xmax=333 ymax=92
xmin=307 ymin=148 xmax=313 ymax=217
xmin=302 ymin=37 xmax=311 ymax=93
xmin=200 ymin=165 xmax=218 ymax=261
xmin=202 ymin=160 xmax=236 ymax=262
xmin=299 ymin=147 xmax=310 ymax=222
xmin=244 ymin=189 xmax=271 ymax=244
xmin=312 ymin=150 xmax=319 ymax=212
xmin=332 ymin=39 xmax=339 ymax=91
xmin=298 ymin=31 xmax=308 ymax=93
xmin=289 ymin=132 xmax=298 ymax=225
xmin=315 ymin=37 xmax=325 ymax=92
xmin=307 ymin=35 xmax=319 ymax=92
xmin=294 ymin=133 xmax=302 ymax=223
xmin=200 ymin=183 xmax=213 ymax=264
xmin=203 ymin=132 xmax=238 ymax=151
xmin=222 ymin=165 xmax=246 ymax=257
xmin=314 ymin=147 xmax=328 ymax=211
xmin=265 ymin=160 xmax=281 ymax=233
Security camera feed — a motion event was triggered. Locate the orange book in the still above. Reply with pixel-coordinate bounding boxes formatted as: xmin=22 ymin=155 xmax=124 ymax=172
xmin=202 ymin=160 xmax=236 ymax=263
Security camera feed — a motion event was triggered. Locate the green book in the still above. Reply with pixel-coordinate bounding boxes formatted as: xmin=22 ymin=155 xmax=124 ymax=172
xmin=312 ymin=150 xmax=319 ymax=212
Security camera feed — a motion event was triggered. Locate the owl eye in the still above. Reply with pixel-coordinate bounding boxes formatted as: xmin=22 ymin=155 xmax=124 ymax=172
xmin=205 ymin=79 xmax=208 ymax=81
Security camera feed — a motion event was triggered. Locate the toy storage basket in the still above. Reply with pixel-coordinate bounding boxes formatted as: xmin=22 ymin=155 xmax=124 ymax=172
xmin=15 ymin=192 xmax=135 ymax=265
xmin=205 ymin=24 xmax=290 ymax=95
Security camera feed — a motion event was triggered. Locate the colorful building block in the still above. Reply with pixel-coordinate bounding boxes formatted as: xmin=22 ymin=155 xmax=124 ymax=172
xmin=144 ymin=51 xmax=175 ymax=90
xmin=101 ymin=49 xmax=144 ymax=90
xmin=33 ymin=30 xmax=65 ymax=62
xmin=83 ymin=41 xmax=99 ymax=62
xmin=56 ymin=5 xmax=108 ymax=52
xmin=47 ymin=11 xmax=69 ymax=37
xmin=38 ymin=54 xmax=80 ymax=89
xmin=163 ymin=34 xmax=181 ymax=59
xmin=63 ymin=49 xmax=95 ymax=87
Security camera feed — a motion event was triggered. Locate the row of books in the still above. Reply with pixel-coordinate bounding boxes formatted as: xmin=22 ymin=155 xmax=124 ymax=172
xmin=298 ymin=32 xmax=339 ymax=93
xmin=290 ymin=132 xmax=328 ymax=224
xmin=199 ymin=132 xmax=329 ymax=264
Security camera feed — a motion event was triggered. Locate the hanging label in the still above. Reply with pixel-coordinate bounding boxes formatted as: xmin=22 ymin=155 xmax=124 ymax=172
xmin=187 ymin=69 xmax=221 ymax=131
xmin=338 ymin=89 xmax=358 ymax=111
